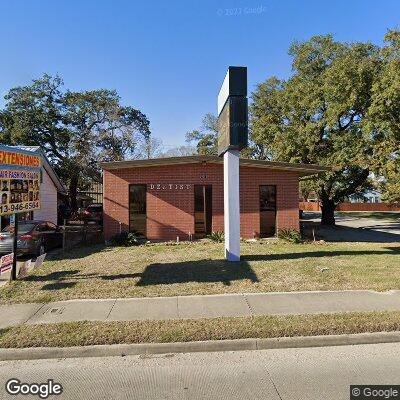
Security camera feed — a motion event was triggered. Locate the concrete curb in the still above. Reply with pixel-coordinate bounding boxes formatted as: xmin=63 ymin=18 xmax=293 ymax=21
xmin=1 ymin=331 xmax=400 ymax=361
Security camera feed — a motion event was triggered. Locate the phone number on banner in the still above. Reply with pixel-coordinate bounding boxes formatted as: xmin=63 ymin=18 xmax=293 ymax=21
xmin=0 ymin=201 xmax=40 ymax=215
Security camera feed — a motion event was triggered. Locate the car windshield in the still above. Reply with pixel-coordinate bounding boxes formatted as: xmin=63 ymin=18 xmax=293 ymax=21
xmin=2 ymin=223 xmax=37 ymax=234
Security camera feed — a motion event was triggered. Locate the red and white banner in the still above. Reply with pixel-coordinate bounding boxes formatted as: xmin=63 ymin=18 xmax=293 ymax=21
xmin=0 ymin=253 xmax=13 ymax=274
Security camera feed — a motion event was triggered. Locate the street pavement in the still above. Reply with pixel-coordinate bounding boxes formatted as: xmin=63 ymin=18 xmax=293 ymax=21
xmin=3 ymin=289 xmax=400 ymax=328
xmin=0 ymin=342 xmax=399 ymax=399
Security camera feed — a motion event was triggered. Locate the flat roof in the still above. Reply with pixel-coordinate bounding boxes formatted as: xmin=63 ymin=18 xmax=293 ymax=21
xmin=101 ymin=155 xmax=330 ymax=176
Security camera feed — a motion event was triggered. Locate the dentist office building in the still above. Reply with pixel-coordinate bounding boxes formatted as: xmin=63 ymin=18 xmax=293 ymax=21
xmin=102 ymin=156 xmax=328 ymax=241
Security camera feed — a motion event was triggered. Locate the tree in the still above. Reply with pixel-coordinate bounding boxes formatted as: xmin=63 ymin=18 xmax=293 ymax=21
xmin=366 ymin=30 xmax=400 ymax=203
xmin=0 ymin=74 xmax=150 ymax=209
xmin=186 ymin=113 xmax=218 ymax=155
xmin=132 ymin=136 xmax=164 ymax=159
xmin=162 ymin=145 xmax=196 ymax=157
xmin=251 ymin=35 xmax=382 ymax=224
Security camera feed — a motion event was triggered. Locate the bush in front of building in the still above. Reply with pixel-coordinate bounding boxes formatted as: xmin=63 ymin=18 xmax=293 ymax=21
xmin=207 ymin=231 xmax=225 ymax=243
xmin=109 ymin=231 xmax=141 ymax=247
xmin=277 ymin=228 xmax=302 ymax=244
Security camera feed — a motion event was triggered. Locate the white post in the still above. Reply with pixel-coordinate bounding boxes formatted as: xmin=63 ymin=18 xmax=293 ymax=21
xmin=224 ymin=149 xmax=240 ymax=261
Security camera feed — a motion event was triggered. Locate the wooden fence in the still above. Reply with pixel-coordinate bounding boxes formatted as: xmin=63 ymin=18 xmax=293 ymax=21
xmin=299 ymin=202 xmax=400 ymax=212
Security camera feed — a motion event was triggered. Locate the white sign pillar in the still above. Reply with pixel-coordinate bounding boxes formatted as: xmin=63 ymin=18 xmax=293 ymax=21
xmin=224 ymin=149 xmax=240 ymax=261
xmin=217 ymin=66 xmax=247 ymax=262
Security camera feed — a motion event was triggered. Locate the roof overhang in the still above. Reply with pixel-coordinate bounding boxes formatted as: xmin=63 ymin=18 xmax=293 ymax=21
xmin=101 ymin=156 xmax=330 ymax=176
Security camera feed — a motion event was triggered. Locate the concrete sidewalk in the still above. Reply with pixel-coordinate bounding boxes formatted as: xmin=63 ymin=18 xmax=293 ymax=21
xmin=2 ymin=290 xmax=400 ymax=329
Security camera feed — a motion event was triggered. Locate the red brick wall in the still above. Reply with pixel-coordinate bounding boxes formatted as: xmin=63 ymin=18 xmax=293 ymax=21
xmin=104 ymin=162 xmax=300 ymax=241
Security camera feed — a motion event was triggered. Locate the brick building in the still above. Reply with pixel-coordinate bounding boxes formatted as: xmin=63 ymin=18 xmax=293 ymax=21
xmin=102 ymin=156 xmax=328 ymax=241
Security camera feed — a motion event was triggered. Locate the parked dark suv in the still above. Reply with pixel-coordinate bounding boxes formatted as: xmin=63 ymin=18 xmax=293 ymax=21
xmin=0 ymin=221 xmax=63 ymax=257
xmin=83 ymin=203 xmax=103 ymax=225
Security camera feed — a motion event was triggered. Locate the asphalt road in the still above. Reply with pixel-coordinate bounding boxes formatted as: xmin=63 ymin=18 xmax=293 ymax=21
xmin=0 ymin=343 xmax=399 ymax=399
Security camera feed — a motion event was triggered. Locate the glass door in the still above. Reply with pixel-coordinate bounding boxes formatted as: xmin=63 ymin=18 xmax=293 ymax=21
xmin=129 ymin=185 xmax=147 ymax=237
xmin=194 ymin=185 xmax=212 ymax=237
xmin=260 ymin=185 xmax=276 ymax=237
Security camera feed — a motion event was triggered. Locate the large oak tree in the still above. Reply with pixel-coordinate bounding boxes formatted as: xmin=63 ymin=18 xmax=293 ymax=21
xmin=251 ymin=35 xmax=383 ymax=224
xmin=0 ymin=74 xmax=150 ymax=209
xmin=366 ymin=30 xmax=400 ymax=203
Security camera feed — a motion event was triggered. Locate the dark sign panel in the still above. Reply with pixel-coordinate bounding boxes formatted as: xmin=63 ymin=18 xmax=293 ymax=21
xmin=217 ymin=96 xmax=248 ymax=156
xmin=218 ymin=67 xmax=247 ymax=115
xmin=217 ymin=66 xmax=248 ymax=156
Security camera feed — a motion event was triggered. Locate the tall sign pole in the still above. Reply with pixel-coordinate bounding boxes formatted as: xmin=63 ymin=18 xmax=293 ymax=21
xmin=217 ymin=67 xmax=248 ymax=262
xmin=11 ymin=214 xmax=18 ymax=281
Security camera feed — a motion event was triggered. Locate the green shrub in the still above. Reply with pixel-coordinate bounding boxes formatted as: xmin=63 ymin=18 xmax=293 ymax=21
xmin=109 ymin=231 xmax=140 ymax=246
xmin=277 ymin=228 xmax=302 ymax=243
xmin=207 ymin=231 xmax=225 ymax=242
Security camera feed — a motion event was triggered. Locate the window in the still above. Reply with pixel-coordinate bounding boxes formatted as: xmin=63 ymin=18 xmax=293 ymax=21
xmin=194 ymin=185 xmax=212 ymax=237
xmin=260 ymin=185 xmax=277 ymax=237
xmin=35 ymin=223 xmax=48 ymax=232
xmin=260 ymin=185 xmax=276 ymax=211
xmin=129 ymin=185 xmax=147 ymax=237
xmin=2 ymin=222 xmax=36 ymax=234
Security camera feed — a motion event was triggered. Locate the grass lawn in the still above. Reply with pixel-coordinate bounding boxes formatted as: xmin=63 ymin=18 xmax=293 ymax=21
xmin=1 ymin=311 xmax=400 ymax=348
xmin=0 ymin=239 xmax=399 ymax=304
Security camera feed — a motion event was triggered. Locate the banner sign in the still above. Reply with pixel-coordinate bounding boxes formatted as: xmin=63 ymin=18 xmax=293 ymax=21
xmin=0 ymin=253 xmax=13 ymax=274
xmin=0 ymin=169 xmax=41 ymax=215
xmin=0 ymin=149 xmax=40 ymax=169
xmin=0 ymin=146 xmax=42 ymax=216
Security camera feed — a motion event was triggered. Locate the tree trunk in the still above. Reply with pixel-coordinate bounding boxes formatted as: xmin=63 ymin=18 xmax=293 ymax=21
xmin=321 ymin=198 xmax=336 ymax=225
xmin=69 ymin=175 xmax=79 ymax=211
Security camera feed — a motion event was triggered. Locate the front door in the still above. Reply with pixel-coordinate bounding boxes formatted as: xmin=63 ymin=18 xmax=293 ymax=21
xmin=260 ymin=185 xmax=277 ymax=237
xmin=129 ymin=185 xmax=147 ymax=237
xmin=194 ymin=185 xmax=212 ymax=237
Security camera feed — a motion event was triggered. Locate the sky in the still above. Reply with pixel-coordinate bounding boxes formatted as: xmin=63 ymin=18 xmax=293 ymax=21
xmin=0 ymin=0 xmax=399 ymax=149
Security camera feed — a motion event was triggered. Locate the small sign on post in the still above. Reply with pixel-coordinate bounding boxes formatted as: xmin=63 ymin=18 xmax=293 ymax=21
xmin=217 ymin=67 xmax=248 ymax=262
xmin=0 ymin=145 xmax=42 ymax=280
xmin=0 ymin=253 xmax=14 ymax=275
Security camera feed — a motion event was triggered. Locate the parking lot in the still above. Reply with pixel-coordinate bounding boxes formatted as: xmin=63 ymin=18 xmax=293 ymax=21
xmin=301 ymin=212 xmax=400 ymax=242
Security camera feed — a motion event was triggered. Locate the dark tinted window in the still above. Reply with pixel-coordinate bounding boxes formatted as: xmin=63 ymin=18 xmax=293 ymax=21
xmin=35 ymin=223 xmax=48 ymax=232
xmin=2 ymin=223 xmax=36 ymax=234
xmin=194 ymin=186 xmax=204 ymax=212
xmin=260 ymin=185 xmax=276 ymax=211
xmin=260 ymin=185 xmax=277 ymax=237
xmin=87 ymin=205 xmax=102 ymax=212
xmin=129 ymin=185 xmax=146 ymax=237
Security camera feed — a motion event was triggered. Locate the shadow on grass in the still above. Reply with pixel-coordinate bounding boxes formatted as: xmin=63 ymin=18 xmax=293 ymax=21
xmin=41 ymin=282 xmax=77 ymax=291
xmin=242 ymin=248 xmax=400 ymax=262
xmin=136 ymin=259 xmax=259 ymax=287
xmin=24 ymin=270 xmax=81 ymax=282
xmin=386 ymin=246 xmax=400 ymax=252
xmin=135 ymin=247 xmax=400 ymax=287
xmin=100 ymin=273 xmax=141 ymax=280
xmin=18 ymin=248 xmax=400 ymax=292
xmin=47 ymin=243 xmax=111 ymax=262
